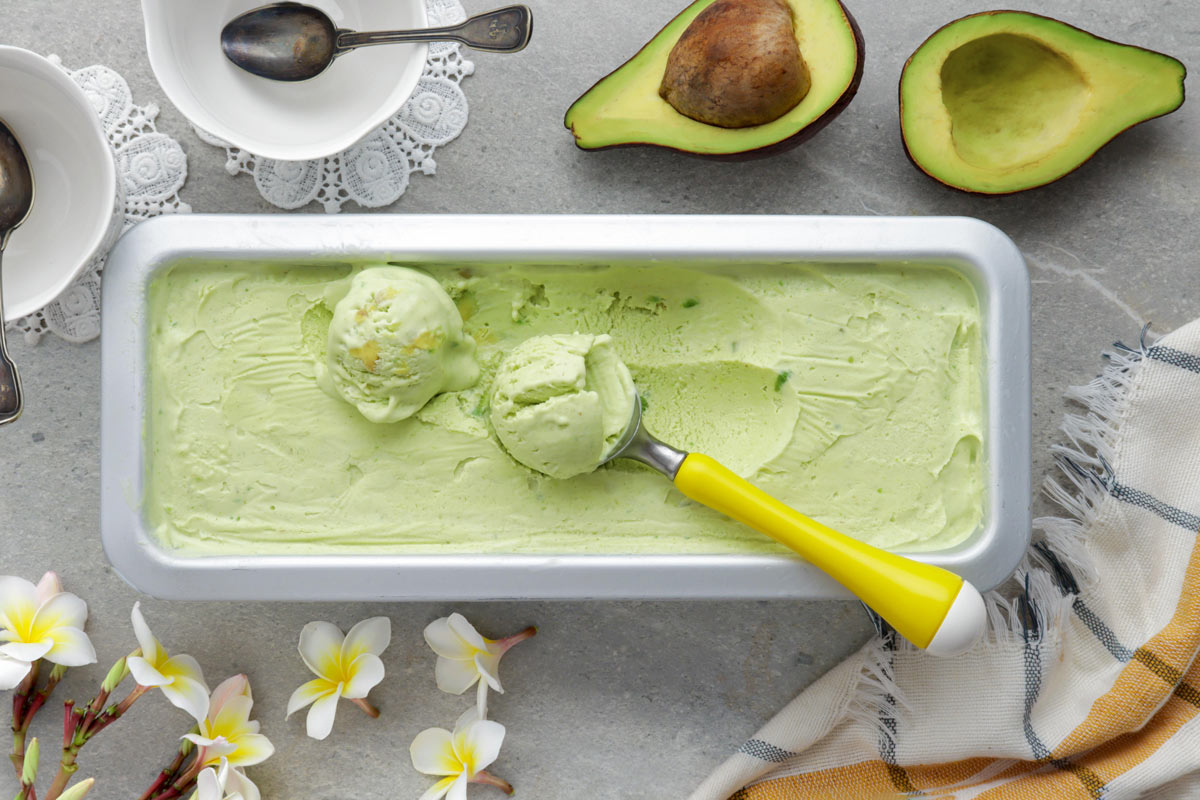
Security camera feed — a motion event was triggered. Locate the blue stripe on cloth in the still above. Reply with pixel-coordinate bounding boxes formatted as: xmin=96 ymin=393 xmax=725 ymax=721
xmin=1072 ymin=598 xmax=1136 ymax=663
xmin=1110 ymin=482 xmax=1200 ymax=532
xmin=1021 ymin=587 xmax=1108 ymax=797
xmin=1147 ymin=345 xmax=1200 ymax=375
xmin=737 ymin=739 xmax=796 ymax=764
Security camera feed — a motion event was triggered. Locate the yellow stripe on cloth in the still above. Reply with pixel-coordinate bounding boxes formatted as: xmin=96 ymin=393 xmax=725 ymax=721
xmin=1052 ymin=532 xmax=1200 ymax=755
xmin=734 ymin=535 xmax=1200 ymax=800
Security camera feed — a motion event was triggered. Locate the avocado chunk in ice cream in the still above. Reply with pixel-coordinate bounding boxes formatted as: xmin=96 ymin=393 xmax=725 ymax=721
xmin=319 ymin=266 xmax=479 ymax=423
xmin=490 ymin=334 xmax=637 ymax=479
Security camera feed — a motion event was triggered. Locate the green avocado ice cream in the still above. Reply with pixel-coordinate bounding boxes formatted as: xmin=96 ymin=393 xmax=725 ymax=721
xmin=490 ymin=334 xmax=636 ymax=479
xmin=318 ymin=266 xmax=478 ymax=423
xmin=145 ymin=261 xmax=984 ymax=556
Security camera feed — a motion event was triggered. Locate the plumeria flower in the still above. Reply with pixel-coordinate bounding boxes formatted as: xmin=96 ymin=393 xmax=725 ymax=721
xmin=0 ymin=572 xmax=96 ymax=689
xmin=127 ymin=602 xmax=211 ymax=722
xmin=286 ymin=617 xmax=390 ymax=740
xmin=410 ymin=708 xmax=512 ymax=800
xmin=185 ymin=675 xmax=274 ymax=770
xmin=424 ymin=614 xmax=536 ymax=717
xmin=192 ymin=756 xmax=260 ymax=800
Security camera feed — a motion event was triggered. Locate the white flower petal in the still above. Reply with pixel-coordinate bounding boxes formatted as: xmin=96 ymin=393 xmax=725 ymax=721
xmin=0 ymin=576 xmax=37 ymax=633
xmin=208 ymin=675 xmax=251 ymax=716
xmin=228 ymin=768 xmax=260 ymax=800
xmin=0 ymin=640 xmax=52 ymax=662
xmin=341 ymin=617 xmax=390 ymax=662
xmin=446 ymin=773 xmax=470 ymax=800
xmin=418 ymin=776 xmax=457 ymax=800
xmin=162 ymin=653 xmax=208 ymax=690
xmin=43 ymin=626 xmax=97 ymax=667
xmin=287 ymin=679 xmax=332 ymax=717
xmin=32 ymin=591 xmax=88 ymax=634
xmin=34 ymin=573 xmax=62 ymax=606
xmin=161 ymin=675 xmax=212 ymax=723
xmin=224 ymin=733 xmax=273 ymax=767
xmin=196 ymin=767 xmax=222 ymax=800
xmin=297 ymin=621 xmax=344 ymax=680
xmin=424 ymin=617 xmax=475 ymax=660
xmin=130 ymin=602 xmax=159 ymax=664
xmin=341 ymin=653 xmax=384 ymax=699
xmin=305 ymin=688 xmax=341 ymax=740
xmin=210 ymin=695 xmax=255 ymax=735
xmin=435 ymin=656 xmax=481 ymax=695
xmin=0 ymin=654 xmax=32 ymax=690
xmin=476 ymin=679 xmax=489 ymax=720
xmin=410 ymin=727 xmax=460 ymax=776
xmin=184 ymin=732 xmax=216 ymax=748
xmin=128 ymin=655 xmax=169 ymax=687
xmin=474 ymin=652 xmax=503 ymax=693
xmin=462 ymin=719 xmax=506 ymax=774
xmin=455 ymin=707 xmax=482 ymax=730
xmin=447 ymin=614 xmax=488 ymax=651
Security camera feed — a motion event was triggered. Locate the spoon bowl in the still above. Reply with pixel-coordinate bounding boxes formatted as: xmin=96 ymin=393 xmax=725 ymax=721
xmin=0 ymin=117 xmax=34 ymax=424
xmin=221 ymin=3 xmax=339 ymax=82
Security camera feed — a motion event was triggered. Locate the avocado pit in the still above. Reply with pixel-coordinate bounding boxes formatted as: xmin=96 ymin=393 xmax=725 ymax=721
xmin=659 ymin=0 xmax=811 ymax=128
xmin=940 ymin=33 xmax=1090 ymax=170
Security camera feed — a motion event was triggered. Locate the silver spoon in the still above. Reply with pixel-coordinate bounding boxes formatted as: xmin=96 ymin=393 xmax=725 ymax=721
xmin=603 ymin=391 xmax=986 ymax=657
xmin=0 ymin=118 xmax=34 ymax=426
xmin=221 ymin=2 xmax=533 ymax=82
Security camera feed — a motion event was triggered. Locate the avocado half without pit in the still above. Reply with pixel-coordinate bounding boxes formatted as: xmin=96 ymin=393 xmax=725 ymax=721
xmin=901 ymin=11 xmax=1187 ymax=194
xmin=565 ymin=0 xmax=865 ymax=158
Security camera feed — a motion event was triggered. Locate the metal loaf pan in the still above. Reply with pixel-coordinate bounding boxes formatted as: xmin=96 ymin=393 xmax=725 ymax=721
xmin=101 ymin=215 xmax=1031 ymax=601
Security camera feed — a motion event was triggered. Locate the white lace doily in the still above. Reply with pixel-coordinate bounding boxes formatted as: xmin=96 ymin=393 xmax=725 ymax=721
xmin=196 ymin=0 xmax=474 ymax=214
xmin=5 ymin=57 xmax=190 ymax=345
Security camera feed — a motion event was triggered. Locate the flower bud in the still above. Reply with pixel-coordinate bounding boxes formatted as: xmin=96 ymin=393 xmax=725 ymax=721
xmin=21 ymin=738 xmax=38 ymax=785
xmin=101 ymin=658 xmax=128 ymax=693
xmin=57 ymin=777 xmax=96 ymax=800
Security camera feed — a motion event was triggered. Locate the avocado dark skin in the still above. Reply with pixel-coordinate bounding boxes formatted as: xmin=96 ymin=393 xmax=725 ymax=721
xmin=659 ymin=0 xmax=812 ymax=129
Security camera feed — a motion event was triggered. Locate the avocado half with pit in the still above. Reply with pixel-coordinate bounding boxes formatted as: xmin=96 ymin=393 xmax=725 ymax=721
xmin=900 ymin=12 xmax=1187 ymax=194
xmin=565 ymin=0 xmax=865 ymax=158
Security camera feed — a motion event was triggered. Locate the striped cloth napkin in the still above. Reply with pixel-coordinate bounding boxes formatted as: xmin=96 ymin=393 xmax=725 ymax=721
xmin=689 ymin=318 xmax=1200 ymax=800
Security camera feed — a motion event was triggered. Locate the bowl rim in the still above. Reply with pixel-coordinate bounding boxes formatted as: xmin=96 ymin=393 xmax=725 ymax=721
xmin=100 ymin=214 xmax=1033 ymax=601
xmin=0 ymin=45 xmax=119 ymax=323
xmin=141 ymin=0 xmax=430 ymax=161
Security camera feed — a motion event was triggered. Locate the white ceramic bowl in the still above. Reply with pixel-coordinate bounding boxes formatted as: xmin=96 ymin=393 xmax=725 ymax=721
xmin=0 ymin=47 xmax=121 ymax=323
xmin=143 ymin=0 xmax=429 ymax=161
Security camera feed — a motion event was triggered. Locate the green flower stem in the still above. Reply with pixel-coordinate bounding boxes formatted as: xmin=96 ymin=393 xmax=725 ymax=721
xmin=9 ymin=661 xmax=40 ymax=776
xmin=145 ymin=755 xmax=203 ymax=800
xmin=137 ymin=732 xmax=197 ymax=800
xmin=43 ymin=681 xmax=148 ymax=800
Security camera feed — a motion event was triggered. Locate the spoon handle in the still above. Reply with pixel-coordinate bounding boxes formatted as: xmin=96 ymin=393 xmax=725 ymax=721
xmin=337 ymin=5 xmax=532 ymax=53
xmin=0 ymin=251 xmax=23 ymax=425
xmin=673 ymin=453 xmax=986 ymax=656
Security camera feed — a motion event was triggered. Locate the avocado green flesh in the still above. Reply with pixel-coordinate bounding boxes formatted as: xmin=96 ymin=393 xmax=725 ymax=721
xmin=565 ymin=0 xmax=861 ymax=154
xmin=901 ymin=12 xmax=1186 ymax=194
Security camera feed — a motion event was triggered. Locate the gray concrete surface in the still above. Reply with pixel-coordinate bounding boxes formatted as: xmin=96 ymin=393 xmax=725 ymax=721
xmin=1 ymin=0 xmax=1197 ymax=798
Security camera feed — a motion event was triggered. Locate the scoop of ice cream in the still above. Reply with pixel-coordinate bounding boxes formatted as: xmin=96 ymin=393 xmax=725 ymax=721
xmin=490 ymin=334 xmax=637 ymax=479
xmin=319 ymin=266 xmax=478 ymax=423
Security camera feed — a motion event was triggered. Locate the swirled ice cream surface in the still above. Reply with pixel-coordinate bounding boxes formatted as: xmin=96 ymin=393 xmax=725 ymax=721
xmin=146 ymin=260 xmax=983 ymax=555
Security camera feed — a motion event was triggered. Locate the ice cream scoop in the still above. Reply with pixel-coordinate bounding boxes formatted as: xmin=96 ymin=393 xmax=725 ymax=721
xmin=319 ymin=266 xmax=478 ymax=423
xmin=492 ymin=334 xmax=986 ymax=656
xmin=489 ymin=333 xmax=635 ymax=479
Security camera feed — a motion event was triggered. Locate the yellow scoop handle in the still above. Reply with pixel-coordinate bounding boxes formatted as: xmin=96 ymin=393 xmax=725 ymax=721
xmin=674 ymin=453 xmax=985 ymax=655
